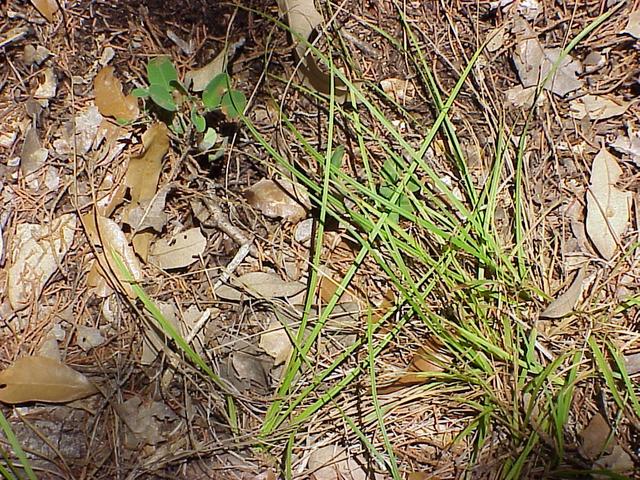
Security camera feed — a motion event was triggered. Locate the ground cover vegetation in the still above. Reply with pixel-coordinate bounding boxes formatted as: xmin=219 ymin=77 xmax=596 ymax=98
xmin=0 ymin=0 xmax=640 ymax=478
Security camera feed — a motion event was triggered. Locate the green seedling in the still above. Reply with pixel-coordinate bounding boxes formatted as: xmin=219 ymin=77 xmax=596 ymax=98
xmin=134 ymin=56 xmax=247 ymax=139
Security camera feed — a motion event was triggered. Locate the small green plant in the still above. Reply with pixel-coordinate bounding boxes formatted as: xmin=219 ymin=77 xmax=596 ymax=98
xmin=379 ymin=157 xmax=420 ymax=223
xmin=133 ymin=57 xmax=246 ymax=145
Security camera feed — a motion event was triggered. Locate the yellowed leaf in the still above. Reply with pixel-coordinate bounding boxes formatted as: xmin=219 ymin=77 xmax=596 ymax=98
xmin=94 ymin=66 xmax=139 ymax=121
xmin=31 ymin=0 xmax=58 ymax=22
xmin=0 ymin=356 xmax=98 ymax=404
xmin=586 ymin=148 xmax=631 ymax=260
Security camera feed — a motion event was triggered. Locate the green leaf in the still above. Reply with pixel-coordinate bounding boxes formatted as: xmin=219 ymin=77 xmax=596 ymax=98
xmin=191 ymin=108 xmax=206 ymax=133
xmin=132 ymin=87 xmax=150 ymax=98
xmin=221 ymin=90 xmax=246 ymax=119
xmin=199 ymin=127 xmax=218 ymax=151
xmin=147 ymin=57 xmax=178 ymax=90
xmin=148 ymin=83 xmax=177 ymax=112
xmin=330 ymin=145 xmax=345 ymax=170
xmin=381 ymin=158 xmax=399 ymax=183
xmin=202 ymin=73 xmax=229 ymax=111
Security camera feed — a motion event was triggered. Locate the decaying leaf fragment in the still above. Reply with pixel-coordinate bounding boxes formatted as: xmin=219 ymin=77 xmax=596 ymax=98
xmin=149 ymin=227 xmax=207 ymax=270
xmin=512 ymin=17 xmax=582 ymax=97
xmin=31 ymin=0 xmax=58 ymax=22
xmin=540 ymin=267 xmax=586 ymax=319
xmin=245 ymin=178 xmax=309 ymax=223
xmin=94 ymin=66 xmax=139 ymax=121
xmin=585 ymin=148 xmax=631 ymax=260
xmin=8 ymin=214 xmax=76 ymax=310
xmin=610 ymin=130 xmax=640 ymax=166
xmin=259 ymin=318 xmax=293 ymax=366
xmin=0 ymin=356 xmax=98 ymax=404
xmin=622 ymin=10 xmax=640 ymax=39
xmin=278 ymin=0 xmax=348 ymax=100
xmin=569 ymin=95 xmax=629 ymax=120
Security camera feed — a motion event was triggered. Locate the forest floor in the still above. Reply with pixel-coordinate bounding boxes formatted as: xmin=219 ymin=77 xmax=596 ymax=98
xmin=1 ymin=0 xmax=640 ymax=479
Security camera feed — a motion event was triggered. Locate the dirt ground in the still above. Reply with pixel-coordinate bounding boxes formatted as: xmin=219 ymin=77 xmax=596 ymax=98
xmin=1 ymin=0 xmax=640 ymax=479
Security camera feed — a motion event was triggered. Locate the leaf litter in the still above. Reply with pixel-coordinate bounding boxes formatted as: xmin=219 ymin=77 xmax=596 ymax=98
xmin=3 ymin=0 xmax=640 ymax=477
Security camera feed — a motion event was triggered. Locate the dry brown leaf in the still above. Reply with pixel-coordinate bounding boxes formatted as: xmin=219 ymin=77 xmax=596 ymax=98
xmin=585 ymin=148 xmax=631 ymax=260
xmin=610 ymin=130 xmax=640 ymax=166
xmin=594 ymin=445 xmax=634 ymax=474
xmin=278 ymin=0 xmax=348 ymax=100
xmin=94 ymin=66 xmax=139 ymax=121
xmin=622 ymin=10 xmax=640 ymax=39
xmin=245 ymin=178 xmax=308 ymax=223
xmin=125 ymin=123 xmax=169 ymax=260
xmin=512 ymin=18 xmax=582 ymax=97
xmin=20 ymin=126 xmax=48 ymax=176
xmin=185 ymin=48 xmax=226 ymax=92
xmin=125 ymin=185 xmax=170 ymax=233
xmin=579 ymin=412 xmax=612 ymax=459
xmin=141 ymin=301 xmax=179 ymax=365
xmin=8 ymin=214 xmax=76 ymax=310
xmin=31 ymin=0 xmax=58 ymax=22
xmin=115 ymin=396 xmax=176 ymax=448
xmin=259 ymin=318 xmax=292 ymax=366
xmin=0 ymin=356 xmax=98 ymax=404
xmin=380 ymin=78 xmax=413 ymax=102
xmin=307 ymin=444 xmax=377 ymax=480
xmin=217 ymin=271 xmax=306 ymax=301
xmin=569 ymin=95 xmax=629 ymax=120
xmin=505 ymin=85 xmax=545 ymax=109
xmin=83 ymin=213 xmax=143 ymax=298
xmin=149 ymin=227 xmax=206 ymax=270
xmin=378 ymin=343 xmax=447 ymax=394
xmin=540 ymin=267 xmax=586 ymax=319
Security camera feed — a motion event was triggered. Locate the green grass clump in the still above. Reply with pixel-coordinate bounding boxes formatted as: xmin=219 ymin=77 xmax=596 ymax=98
xmin=238 ymin=2 xmax=633 ymax=478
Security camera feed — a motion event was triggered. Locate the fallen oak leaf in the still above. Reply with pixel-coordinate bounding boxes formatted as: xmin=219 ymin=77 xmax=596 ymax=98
xmin=0 ymin=356 xmax=98 ymax=404
xmin=540 ymin=267 xmax=586 ymax=319
xmin=124 ymin=123 xmax=170 ymax=260
xmin=585 ymin=148 xmax=631 ymax=260
xmin=94 ymin=66 xmax=139 ymax=122
xmin=245 ymin=177 xmax=309 ymax=223
xmin=83 ymin=212 xmax=143 ymax=298
xmin=278 ymin=0 xmax=349 ymax=101
xmin=30 ymin=0 xmax=58 ymax=22
xmin=569 ymin=95 xmax=629 ymax=120
xmin=149 ymin=227 xmax=207 ymax=270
